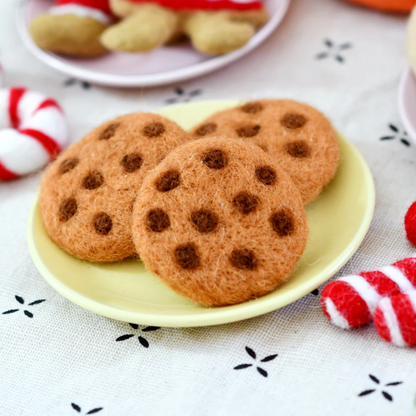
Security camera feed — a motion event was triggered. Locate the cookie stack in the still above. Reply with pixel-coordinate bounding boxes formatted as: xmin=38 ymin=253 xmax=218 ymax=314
xmin=40 ymin=100 xmax=339 ymax=306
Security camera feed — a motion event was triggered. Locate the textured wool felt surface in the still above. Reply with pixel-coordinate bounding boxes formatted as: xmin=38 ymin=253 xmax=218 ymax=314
xmin=101 ymin=3 xmax=180 ymax=53
xmin=132 ymin=137 xmax=308 ymax=306
xmin=40 ymin=113 xmax=191 ymax=262
xmin=0 ymin=88 xmax=69 ymax=180
xmin=103 ymin=0 xmax=268 ymax=55
xmin=30 ymin=13 xmax=109 ymax=57
xmin=124 ymin=0 xmax=263 ymax=11
xmin=405 ymin=201 xmax=416 ymax=245
xmin=56 ymin=0 xmax=113 ymax=16
xmin=374 ymin=292 xmax=416 ymax=347
xmin=321 ymin=258 xmax=416 ymax=329
xmin=182 ymin=11 xmax=264 ymax=55
xmin=191 ymin=100 xmax=339 ymax=205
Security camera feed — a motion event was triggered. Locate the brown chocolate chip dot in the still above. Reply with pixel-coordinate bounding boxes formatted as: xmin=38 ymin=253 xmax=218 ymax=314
xmin=241 ymin=102 xmax=263 ymax=114
xmin=121 ymin=153 xmax=143 ymax=173
xmin=83 ymin=172 xmax=104 ymax=190
xmin=196 ymin=123 xmax=217 ymax=136
xmin=191 ymin=210 xmax=219 ymax=233
xmin=255 ymin=166 xmax=277 ymax=186
xmin=59 ymin=198 xmax=77 ymax=222
xmin=94 ymin=212 xmax=112 ymax=235
xmin=236 ymin=125 xmax=261 ymax=138
xmin=60 ymin=158 xmax=79 ymax=175
xmin=156 ymin=170 xmax=181 ymax=192
xmin=258 ymin=145 xmax=268 ymax=153
xmin=202 ymin=149 xmax=228 ymax=169
xmin=100 ymin=123 xmax=119 ymax=140
xmin=175 ymin=243 xmax=200 ymax=270
xmin=230 ymin=249 xmax=258 ymax=270
xmin=233 ymin=192 xmax=260 ymax=214
xmin=280 ymin=113 xmax=307 ymax=129
xmin=147 ymin=209 xmax=170 ymax=232
xmin=285 ymin=141 xmax=311 ymax=158
xmin=270 ymin=209 xmax=295 ymax=237
xmin=143 ymin=121 xmax=165 ymax=138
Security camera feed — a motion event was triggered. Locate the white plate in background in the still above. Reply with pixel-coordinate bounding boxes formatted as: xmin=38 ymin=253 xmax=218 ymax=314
xmin=17 ymin=0 xmax=290 ymax=88
xmin=398 ymin=67 xmax=416 ymax=144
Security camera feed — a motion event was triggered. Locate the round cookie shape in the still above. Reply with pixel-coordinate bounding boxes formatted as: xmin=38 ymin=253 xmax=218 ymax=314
xmin=40 ymin=113 xmax=191 ymax=262
xmin=191 ymin=100 xmax=339 ymax=205
xmin=132 ymin=137 xmax=308 ymax=306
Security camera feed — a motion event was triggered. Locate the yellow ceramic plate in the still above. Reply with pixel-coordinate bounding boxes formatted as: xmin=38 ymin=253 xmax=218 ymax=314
xmin=27 ymin=100 xmax=375 ymax=327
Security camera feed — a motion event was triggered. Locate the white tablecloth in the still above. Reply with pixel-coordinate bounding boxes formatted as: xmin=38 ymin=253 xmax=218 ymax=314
xmin=1 ymin=0 xmax=415 ymax=415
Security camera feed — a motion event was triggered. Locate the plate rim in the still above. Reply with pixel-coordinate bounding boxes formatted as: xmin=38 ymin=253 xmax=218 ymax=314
xmin=17 ymin=0 xmax=290 ymax=87
xmin=27 ymin=101 xmax=376 ymax=327
xmin=398 ymin=66 xmax=416 ymax=144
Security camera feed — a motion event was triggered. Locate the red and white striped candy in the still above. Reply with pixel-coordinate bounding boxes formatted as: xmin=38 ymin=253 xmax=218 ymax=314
xmin=50 ymin=0 xmax=113 ymax=24
xmin=374 ymin=291 xmax=416 ymax=347
xmin=0 ymin=88 xmax=69 ymax=180
xmin=321 ymin=258 xmax=416 ymax=329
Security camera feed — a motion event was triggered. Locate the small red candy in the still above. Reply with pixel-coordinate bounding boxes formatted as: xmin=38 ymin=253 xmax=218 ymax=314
xmin=405 ymin=202 xmax=416 ymax=245
xmin=321 ymin=258 xmax=416 ymax=329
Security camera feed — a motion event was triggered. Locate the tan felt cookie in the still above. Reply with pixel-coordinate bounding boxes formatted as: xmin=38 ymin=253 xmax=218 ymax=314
xmin=40 ymin=113 xmax=191 ymax=262
xmin=30 ymin=14 xmax=109 ymax=57
xmin=191 ymin=100 xmax=339 ymax=205
xmin=133 ymin=137 xmax=308 ymax=306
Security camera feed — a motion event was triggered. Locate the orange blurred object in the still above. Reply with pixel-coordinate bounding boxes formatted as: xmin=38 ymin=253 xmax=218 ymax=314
xmin=344 ymin=0 xmax=416 ymax=12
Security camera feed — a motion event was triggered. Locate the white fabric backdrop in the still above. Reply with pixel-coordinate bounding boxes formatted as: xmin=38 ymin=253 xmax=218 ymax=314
xmin=1 ymin=0 xmax=415 ymax=415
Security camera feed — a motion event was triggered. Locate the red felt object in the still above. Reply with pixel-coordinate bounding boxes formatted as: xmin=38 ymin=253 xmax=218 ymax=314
xmin=321 ymin=258 xmax=416 ymax=329
xmin=405 ymin=202 xmax=416 ymax=245
xmin=126 ymin=0 xmax=263 ymax=11
xmin=374 ymin=292 xmax=416 ymax=347
xmin=0 ymin=88 xmax=68 ymax=181
xmin=56 ymin=0 xmax=113 ymax=15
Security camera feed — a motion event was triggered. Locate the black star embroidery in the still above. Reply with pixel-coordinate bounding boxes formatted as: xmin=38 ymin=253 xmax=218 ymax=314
xmin=165 ymin=87 xmax=202 ymax=104
xmin=380 ymin=124 xmax=410 ymax=147
xmin=311 ymin=289 xmax=319 ymax=296
xmin=2 ymin=295 xmax=46 ymax=318
xmin=234 ymin=346 xmax=278 ymax=378
xmin=71 ymin=403 xmax=103 ymax=414
xmin=116 ymin=323 xmax=160 ymax=348
xmin=315 ymin=39 xmax=352 ymax=63
xmin=64 ymin=78 xmax=91 ymax=90
xmin=358 ymin=374 xmax=403 ymax=402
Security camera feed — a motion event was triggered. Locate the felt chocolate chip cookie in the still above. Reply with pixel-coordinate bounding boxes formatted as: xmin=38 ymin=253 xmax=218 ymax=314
xmin=191 ymin=100 xmax=339 ymax=205
xmin=40 ymin=113 xmax=191 ymax=262
xmin=132 ymin=137 xmax=308 ymax=306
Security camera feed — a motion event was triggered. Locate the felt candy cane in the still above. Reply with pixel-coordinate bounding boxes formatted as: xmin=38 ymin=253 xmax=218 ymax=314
xmin=374 ymin=291 xmax=416 ymax=347
xmin=0 ymin=88 xmax=69 ymax=180
xmin=321 ymin=257 xmax=416 ymax=329
xmin=49 ymin=0 xmax=113 ymax=24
